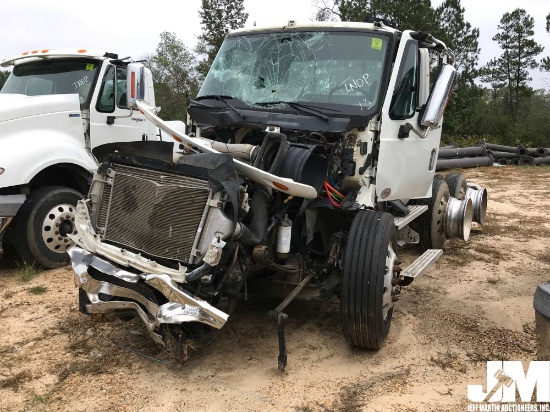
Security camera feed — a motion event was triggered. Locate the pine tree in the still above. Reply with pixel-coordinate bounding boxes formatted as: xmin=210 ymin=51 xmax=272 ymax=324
xmin=196 ymin=0 xmax=248 ymax=79
xmin=541 ymin=13 xmax=550 ymax=72
xmin=481 ymin=9 xmax=543 ymax=121
xmin=315 ymin=0 xmax=438 ymax=32
xmin=435 ymin=0 xmax=482 ymax=138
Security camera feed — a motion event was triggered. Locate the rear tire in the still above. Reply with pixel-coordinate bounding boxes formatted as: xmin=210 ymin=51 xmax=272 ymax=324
xmin=12 ymin=186 xmax=83 ymax=269
xmin=417 ymin=179 xmax=450 ymax=250
xmin=341 ymin=211 xmax=396 ymax=349
xmin=444 ymin=173 xmax=468 ymax=200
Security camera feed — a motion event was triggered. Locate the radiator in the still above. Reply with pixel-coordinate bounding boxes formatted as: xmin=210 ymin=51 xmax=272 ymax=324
xmin=97 ymin=164 xmax=210 ymax=262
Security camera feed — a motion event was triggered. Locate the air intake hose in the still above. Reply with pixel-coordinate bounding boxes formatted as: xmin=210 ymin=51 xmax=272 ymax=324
xmin=234 ymin=189 xmax=270 ymax=246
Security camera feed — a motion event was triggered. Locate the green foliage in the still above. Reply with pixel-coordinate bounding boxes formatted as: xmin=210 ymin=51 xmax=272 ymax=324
xmin=0 ymin=71 xmax=9 ymax=90
xmin=480 ymin=9 xmax=543 ymax=121
xmin=147 ymin=31 xmax=199 ymax=121
xmin=16 ymin=261 xmax=39 ymax=283
xmin=27 ymin=286 xmax=47 ymax=295
xmin=541 ymin=13 xmax=550 ymax=72
xmin=435 ymin=0 xmax=479 ymax=78
xmin=196 ymin=0 xmax=248 ymax=79
xmin=316 ymin=0 xmax=438 ymax=32
xmin=435 ymin=0 xmax=482 ymax=139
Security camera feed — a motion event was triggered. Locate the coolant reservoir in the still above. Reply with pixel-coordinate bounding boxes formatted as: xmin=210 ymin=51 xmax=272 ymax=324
xmin=276 ymin=214 xmax=292 ymax=259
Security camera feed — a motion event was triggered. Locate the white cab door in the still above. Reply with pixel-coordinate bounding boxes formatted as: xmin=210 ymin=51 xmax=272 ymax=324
xmin=89 ymin=64 xmax=153 ymax=152
xmin=376 ymin=31 xmax=441 ymax=201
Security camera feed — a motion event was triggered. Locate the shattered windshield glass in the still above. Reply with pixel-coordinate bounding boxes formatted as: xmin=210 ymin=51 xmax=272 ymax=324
xmin=199 ymin=31 xmax=389 ymax=114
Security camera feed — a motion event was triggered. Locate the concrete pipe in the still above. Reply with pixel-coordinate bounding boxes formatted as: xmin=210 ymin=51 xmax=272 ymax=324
xmin=517 ymin=156 xmax=535 ymax=166
xmin=534 ymin=157 xmax=550 ymax=165
xmin=438 ymin=146 xmax=486 ymax=159
xmin=516 ymin=146 xmax=539 ymax=157
xmin=444 ymin=197 xmax=473 ymax=241
xmin=484 ymin=143 xmax=517 ymax=153
xmin=490 ymin=151 xmax=519 ymax=160
xmin=465 ymin=187 xmax=487 ymax=225
xmin=436 ymin=156 xmax=494 ymax=171
xmin=440 ymin=143 xmax=458 ymax=149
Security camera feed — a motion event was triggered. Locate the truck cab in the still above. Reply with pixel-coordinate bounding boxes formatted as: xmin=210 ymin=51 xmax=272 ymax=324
xmin=65 ymin=21 xmax=487 ymax=367
xmin=0 ymin=49 xmax=158 ymax=268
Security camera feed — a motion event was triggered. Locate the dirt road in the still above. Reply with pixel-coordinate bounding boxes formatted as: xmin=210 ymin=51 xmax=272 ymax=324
xmin=1 ymin=166 xmax=548 ymax=411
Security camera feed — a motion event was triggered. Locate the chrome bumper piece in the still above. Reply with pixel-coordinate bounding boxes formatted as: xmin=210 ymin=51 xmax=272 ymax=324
xmin=68 ymin=248 xmax=228 ymax=345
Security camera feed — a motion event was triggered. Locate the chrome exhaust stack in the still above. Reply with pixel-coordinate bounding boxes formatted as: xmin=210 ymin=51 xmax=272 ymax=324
xmin=465 ymin=186 xmax=488 ymax=224
xmin=444 ymin=197 xmax=474 ymax=241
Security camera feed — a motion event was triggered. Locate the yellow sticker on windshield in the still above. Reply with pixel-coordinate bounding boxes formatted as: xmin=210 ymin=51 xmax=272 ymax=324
xmin=85 ymin=63 xmax=94 ymax=71
xmin=371 ymin=38 xmax=383 ymax=50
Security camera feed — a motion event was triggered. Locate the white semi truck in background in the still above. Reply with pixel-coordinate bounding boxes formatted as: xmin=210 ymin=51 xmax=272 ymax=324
xmin=0 ymin=49 xmax=170 ymax=268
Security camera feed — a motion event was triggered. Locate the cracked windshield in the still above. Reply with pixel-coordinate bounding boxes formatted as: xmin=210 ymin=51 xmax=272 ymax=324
xmin=199 ymin=31 xmax=389 ymax=113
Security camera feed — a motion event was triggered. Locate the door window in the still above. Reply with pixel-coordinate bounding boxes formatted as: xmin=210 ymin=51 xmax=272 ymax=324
xmin=96 ymin=65 xmax=128 ymax=112
xmin=389 ymin=41 xmax=418 ymax=119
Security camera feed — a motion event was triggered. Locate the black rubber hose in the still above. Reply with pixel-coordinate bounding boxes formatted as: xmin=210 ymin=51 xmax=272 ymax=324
xmin=234 ymin=189 xmax=270 ymax=246
xmin=185 ymin=262 xmax=213 ymax=282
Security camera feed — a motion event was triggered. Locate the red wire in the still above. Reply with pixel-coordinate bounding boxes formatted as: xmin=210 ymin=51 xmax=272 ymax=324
xmin=325 ymin=181 xmax=345 ymax=198
xmin=324 ymin=182 xmax=341 ymax=208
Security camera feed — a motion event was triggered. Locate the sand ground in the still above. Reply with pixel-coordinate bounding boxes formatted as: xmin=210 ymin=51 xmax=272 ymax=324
xmin=0 ymin=166 xmax=548 ymax=411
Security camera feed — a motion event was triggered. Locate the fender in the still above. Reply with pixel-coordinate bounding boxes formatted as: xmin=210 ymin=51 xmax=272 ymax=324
xmin=0 ymin=109 xmax=97 ymax=189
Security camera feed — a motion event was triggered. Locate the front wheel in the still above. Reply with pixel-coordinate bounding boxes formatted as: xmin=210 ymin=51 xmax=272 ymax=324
xmin=341 ymin=211 xmax=396 ymax=349
xmin=12 ymin=186 xmax=83 ymax=269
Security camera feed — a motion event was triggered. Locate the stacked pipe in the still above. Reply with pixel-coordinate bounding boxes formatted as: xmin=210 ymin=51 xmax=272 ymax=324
xmin=436 ymin=141 xmax=550 ymax=171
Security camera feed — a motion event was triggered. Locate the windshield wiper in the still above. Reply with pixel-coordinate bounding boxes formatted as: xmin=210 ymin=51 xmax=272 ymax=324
xmin=188 ymin=98 xmax=215 ymax=108
xmin=254 ymin=101 xmax=331 ymax=121
xmin=195 ymin=95 xmax=246 ymax=120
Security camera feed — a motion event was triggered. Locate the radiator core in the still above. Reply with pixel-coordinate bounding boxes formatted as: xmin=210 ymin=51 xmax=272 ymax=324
xmin=99 ymin=164 xmax=210 ymax=262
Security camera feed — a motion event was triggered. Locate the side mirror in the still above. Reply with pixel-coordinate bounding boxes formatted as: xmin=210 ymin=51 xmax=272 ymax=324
xmin=126 ymin=63 xmax=145 ymax=109
xmin=420 ymin=64 xmax=456 ymax=129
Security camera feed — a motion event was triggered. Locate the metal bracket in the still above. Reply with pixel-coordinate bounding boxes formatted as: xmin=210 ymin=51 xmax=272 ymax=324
xmin=397 ymin=225 xmax=419 ymax=246
xmin=267 ymin=273 xmax=313 ymax=371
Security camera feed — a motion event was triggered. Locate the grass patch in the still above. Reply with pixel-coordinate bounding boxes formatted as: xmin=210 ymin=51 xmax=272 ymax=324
xmin=31 ymin=392 xmax=54 ymax=405
xmin=16 ymin=261 xmax=39 ymax=283
xmin=27 ymin=285 xmax=47 ymax=295
xmin=516 ymin=165 xmax=550 ymax=174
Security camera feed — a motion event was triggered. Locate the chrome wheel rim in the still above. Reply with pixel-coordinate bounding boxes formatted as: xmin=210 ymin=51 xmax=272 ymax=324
xmin=41 ymin=204 xmax=77 ymax=253
xmin=383 ymin=243 xmax=396 ymax=320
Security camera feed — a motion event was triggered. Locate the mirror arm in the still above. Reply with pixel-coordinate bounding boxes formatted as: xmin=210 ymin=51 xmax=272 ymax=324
xmin=405 ymin=122 xmax=431 ymax=139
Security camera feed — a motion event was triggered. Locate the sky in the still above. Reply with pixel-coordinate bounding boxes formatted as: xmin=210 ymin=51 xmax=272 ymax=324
xmin=0 ymin=0 xmax=548 ymax=88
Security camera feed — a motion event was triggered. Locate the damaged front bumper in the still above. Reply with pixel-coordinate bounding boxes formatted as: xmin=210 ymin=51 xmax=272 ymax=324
xmin=69 ymin=247 xmax=228 ymax=345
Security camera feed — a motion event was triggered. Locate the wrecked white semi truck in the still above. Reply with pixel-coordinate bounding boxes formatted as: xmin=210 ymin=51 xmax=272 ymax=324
xmin=68 ymin=21 xmax=488 ymax=370
xmin=0 ymin=49 xmax=170 ymax=268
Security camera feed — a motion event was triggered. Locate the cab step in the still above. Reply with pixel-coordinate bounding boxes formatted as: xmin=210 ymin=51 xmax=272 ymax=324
xmin=401 ymin=249 xmax=443 ymax=279
xmin=393 ymin=205 xmax=428 ymax=230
